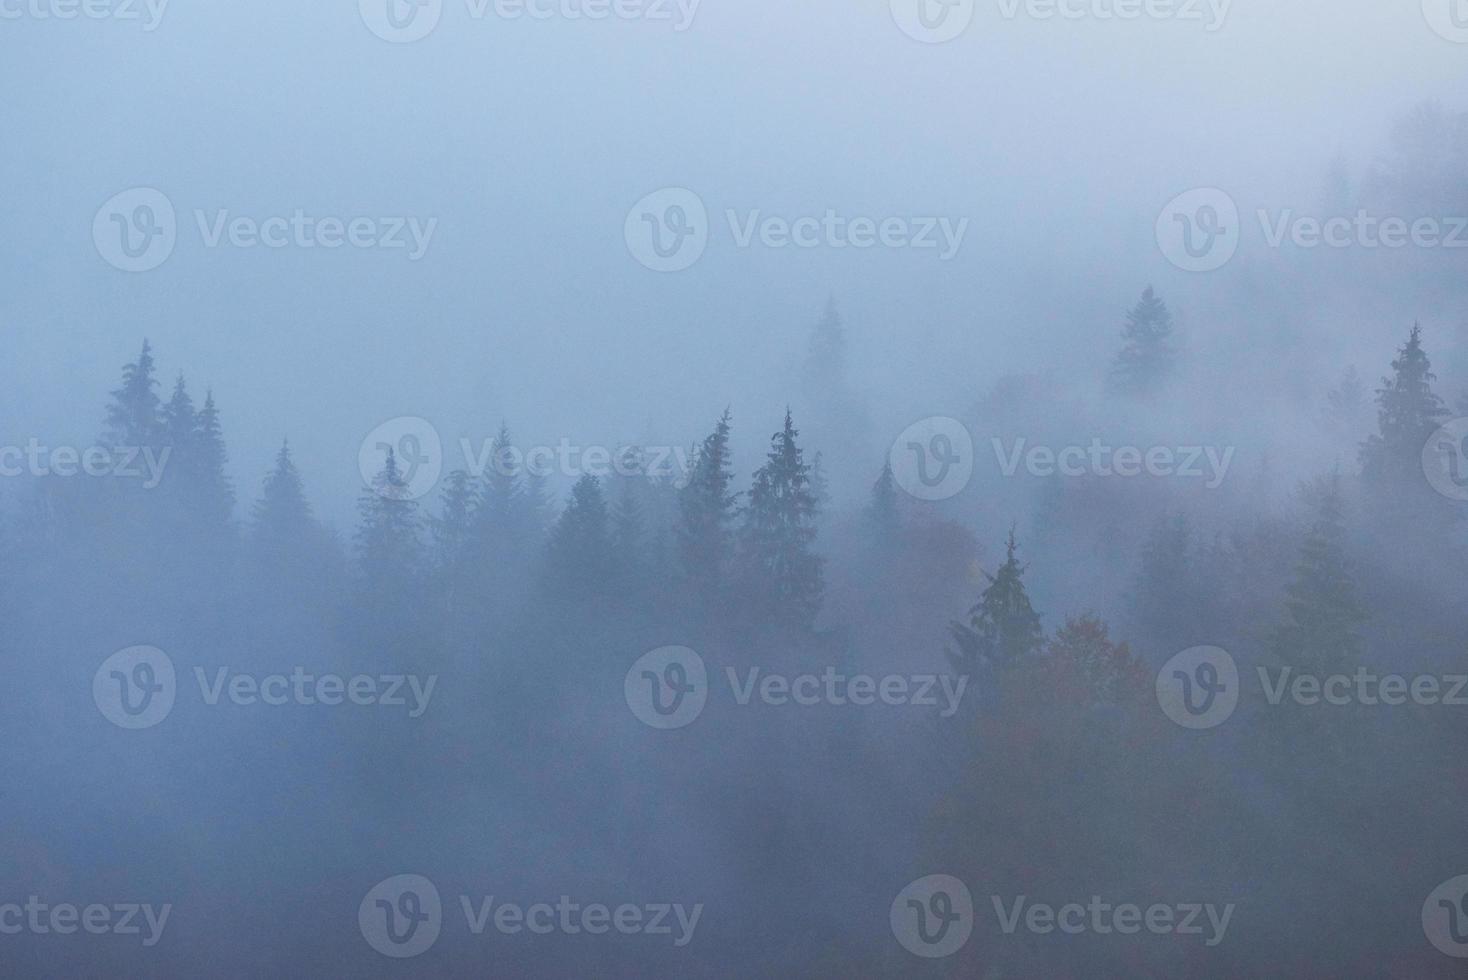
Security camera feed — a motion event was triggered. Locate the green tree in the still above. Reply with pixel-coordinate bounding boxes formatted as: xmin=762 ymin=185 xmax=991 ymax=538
xmin=1109 ymin=286 xmax=1176 ymax=396
xmin=737 ymin=410 xmax=823 ymax=627
xmin=949 ymin=528 xmax=1043 ymax=679
xmin=104 ymin=339 xmax=162 ymax=447
xmin=1359 ymin=323 xmax=1447 ymax=495
xmin=677 ymin=410 xmax=737 ymax=596
xmin=1269 ymin=474 xmax=1366 ymax=671
xmin=544 ymin=473 xmax=613 ymax=598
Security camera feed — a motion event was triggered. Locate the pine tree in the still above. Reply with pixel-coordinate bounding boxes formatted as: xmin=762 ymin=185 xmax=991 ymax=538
xmin=948 ymin=528 xmax=1043 ymax=678
xmin=611 ymin=477 xmax=646 ymax=591
xmin=1270 ymin=474 xmax=1366 ymax=671
xmin=801 ymin=296 xmax=847 ymax=394
xmin=430 ymin=469 xmax=476 ymax=582
xmin=867 ymin=460 xmax=901 ymax=547
xmin=544 ymin=473 xmax=613 ymax=598
xmin=161 ymin=375 xmax=196 ymax=460
xmin=1360 ymin=323 xmax=1448 ymax=493
xmin=193 ymin=389 xmax=235 ymax=531
xmin=355 ymin=448 xmax=424 ymax=599
xmin=104 ymin=339 xmax=162 ymax=448
xmin=737 ymin=409 xmax=824 ymax=626
xmin=1109 ymin=287 xmax=1176 ymax=396
xmin=473 ymin=423 xmax=522 ymax=545
xmin=253 ymin=440 xmax=313 ymax=548
xmin=677 ymin=410 xmax=737 ymax=596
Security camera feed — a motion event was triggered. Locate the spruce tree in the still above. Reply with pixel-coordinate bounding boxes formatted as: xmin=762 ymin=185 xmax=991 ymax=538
xmin=611 ymin=477 xmax=646 ymax=591
xmin=355 ymin=448 xmax=424 ymax=600
xmin=1360 ymin=323 xmax=1448 ymax=493
xmin=544 ymin=473 xmax=614 ymax=598
xmin=1269 ymin=474 xmax=1366 ymax=671
xmin=1109 ymin=287 xmax=1176 ymax=396
xmin=948 ymin=528 xmax=1043 ymax=677
xmin=430 ymin=469 xmax=476 ymax=583
xmin=161 ymin=375 xmax=196 ymax=459
xmin=737 ymin=409 xmax=823 ymax=627
xmin=253 ymin=440 xmax=313 ymax=549
xmin=193 ymin=389 xmax=235 ymax=531
xmin=676 ymin=410 xmax=737 ymax=596
xmin=104 ymin=339 xmax=162 ymax=447
xmin=868 ymin=460 xmax=901 ymax=547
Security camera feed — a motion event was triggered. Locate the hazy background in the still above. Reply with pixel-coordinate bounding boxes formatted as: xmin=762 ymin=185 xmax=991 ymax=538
xmin=3 ymin=0 xmax=1465 ymax=523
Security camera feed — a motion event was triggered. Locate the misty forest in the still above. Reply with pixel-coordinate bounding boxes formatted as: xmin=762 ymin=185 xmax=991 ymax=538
xmin=7 ymin=3 xmax=1468 ymax=978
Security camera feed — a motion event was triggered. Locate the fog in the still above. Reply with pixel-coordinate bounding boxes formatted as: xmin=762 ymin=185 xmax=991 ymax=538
xmin=4 ymin=0 xmax=1468 ymax=976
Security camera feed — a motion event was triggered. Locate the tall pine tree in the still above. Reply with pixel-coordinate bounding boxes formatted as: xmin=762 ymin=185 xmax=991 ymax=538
xmin=737 ymin=409 xmax=823 ymax=627
xmin=1109 ymin=287 xmax=1176 ymax=396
